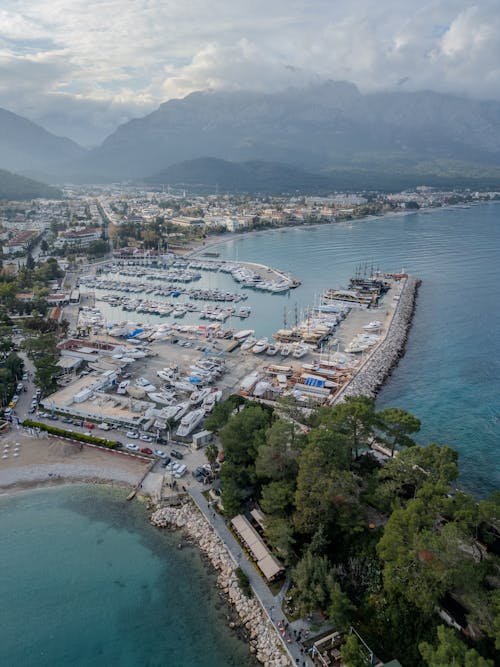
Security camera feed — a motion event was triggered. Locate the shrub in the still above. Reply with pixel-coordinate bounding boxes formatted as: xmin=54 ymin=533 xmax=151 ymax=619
xmin=235 ymin=567 xmax=252 ymax=598
xmin=22 ymin=420 xmax=118 ymax=449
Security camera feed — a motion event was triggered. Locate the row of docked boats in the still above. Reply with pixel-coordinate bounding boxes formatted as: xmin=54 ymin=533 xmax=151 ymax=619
xmin=239 ymin=332 xmax=312 ymax=358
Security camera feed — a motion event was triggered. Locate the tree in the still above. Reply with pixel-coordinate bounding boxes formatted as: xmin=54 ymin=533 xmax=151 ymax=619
xmin=219 ymin=404 xmax=271 ymax=467
xmin=255 ymin=419 xmax=300 ymax=481
xmin=377 ymin=407 xmax=421 ymax=456
xmin=40 ymin=239 xmax=49 ymax=253
xmin=291 ymin=551 xmax=335 ymax=615
xmin=205 ymin=442 xmax=219 ymax=473
xmin=294 ymin=431 xmax=359 ymax=535
xmin=25 ymin=252 xmax=35 ymax=270
xmin=327 ymin=582 xmax=355 ymax=631
xmin=260 ymin=480 xmax=295 ymax=516
xmin=419 ymin=625 xmax=493 ymax=667
xmin=34 ymin=354 xmax=59 ymax=395
xmin=324 ymin=396 xmax=377 ymax=462
xmin=263 ymin=515 xmax=295 ymax=563
xmin=341 ymin=633 xmax=370 ymax=667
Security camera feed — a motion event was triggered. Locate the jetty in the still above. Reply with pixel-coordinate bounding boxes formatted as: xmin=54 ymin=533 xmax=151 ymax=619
xmin=333 ymin=274 xmax=421 ymax=403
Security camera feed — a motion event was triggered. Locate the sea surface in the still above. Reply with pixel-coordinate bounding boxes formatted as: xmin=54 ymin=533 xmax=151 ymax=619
xmin=0 ymin=485 xmax=258 ymax=667
xmin=91 ymin=204 xmax=500 ymax=494
xmin=213 ymin=204 xmax=500 ymax=496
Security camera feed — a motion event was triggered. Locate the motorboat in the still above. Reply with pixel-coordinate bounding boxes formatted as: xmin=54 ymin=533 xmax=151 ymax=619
xmin=279 ymin=344 xmax=291 ymax=357
xmin=241 ymin=336 xmax=257 ymax=351
xmin=363 ymin=321 xmax=382 ymax=331
xmin=203 ymin=390 xmax=222 ymax=412
xmin=176 ymin=408 xmax=205 ymax=437
xmin=252 ymin=337 xmax=269 ymax=354
xmin=265 ymin=344 xmax=278 ymax=356
xmin=233 ymin=329 xmax=255 ymax=341
xmin=291 ymin=343 xmax=311 ymax=358
xmin=189 ymin=387 xmax=213 ymax=405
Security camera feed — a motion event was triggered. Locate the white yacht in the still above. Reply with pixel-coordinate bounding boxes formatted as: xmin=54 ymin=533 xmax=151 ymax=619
xmin=233 ymin=329 xmax=255 ymax=341
xmin=203 ymin=390 xmax=222 ymax=413
xmin=189 ymin=387 xmax=213 ymax=405
xmin=176 ymin=408 xmax=205 ymax=437
xmin=252 ymin=337 xmax=269 ymax=354
xmin=363 ymin=321 xmax=382 ymax=331
xmin=291 ymin=343 xmax=311 ymax=358
xmin=265 ymin=344 xmax=278 ymax=356
xmin=241 ymin=336 xmax=257 ymax=351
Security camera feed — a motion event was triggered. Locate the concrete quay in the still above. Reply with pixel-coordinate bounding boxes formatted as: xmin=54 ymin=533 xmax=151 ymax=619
xmin=333 ymin=275 xmax=421 ymax=402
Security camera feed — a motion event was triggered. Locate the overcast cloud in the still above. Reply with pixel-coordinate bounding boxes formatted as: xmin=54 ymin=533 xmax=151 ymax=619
xmin=1 ymin=0 xmax=499 ymax=145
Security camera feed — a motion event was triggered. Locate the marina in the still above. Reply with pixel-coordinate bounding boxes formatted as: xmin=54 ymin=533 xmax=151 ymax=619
xmin=50 ymin=263 xmax=417 ymax=450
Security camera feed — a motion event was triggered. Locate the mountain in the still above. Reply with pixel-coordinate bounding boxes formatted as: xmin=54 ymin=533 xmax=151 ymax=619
xmin=0 ymin=169 xmax=62 ymax=200
xmin=80 ymin=82 xmax=500 ymax=182
xmin=0 ymin=107 xmax=86 ymax=177
xmin=146 ymin=157 xmax=335 ymax=193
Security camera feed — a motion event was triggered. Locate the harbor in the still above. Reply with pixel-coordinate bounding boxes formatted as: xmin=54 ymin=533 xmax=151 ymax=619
xmin=37 ymin=260 xmax=421 ymax=458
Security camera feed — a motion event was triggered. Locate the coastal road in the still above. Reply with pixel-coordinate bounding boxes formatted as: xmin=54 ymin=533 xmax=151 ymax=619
xmin=189 ymin=486 xmax=314 ymax=667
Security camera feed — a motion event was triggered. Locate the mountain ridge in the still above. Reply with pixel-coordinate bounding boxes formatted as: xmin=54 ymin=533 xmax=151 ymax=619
xmin=78 ymin=82 xmax=500 ymax=181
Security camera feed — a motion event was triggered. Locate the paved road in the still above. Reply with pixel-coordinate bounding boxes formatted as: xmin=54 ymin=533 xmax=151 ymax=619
xmin=189 ymin=486 xmax=314 ymax=666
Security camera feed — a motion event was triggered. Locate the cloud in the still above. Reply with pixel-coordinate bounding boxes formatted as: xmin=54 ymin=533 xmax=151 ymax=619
xmin=0 ymin=0 xmax=499 ymax=144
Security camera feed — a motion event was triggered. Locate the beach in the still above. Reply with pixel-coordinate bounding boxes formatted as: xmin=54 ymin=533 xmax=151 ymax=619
xmin=0 ymin=431 xmax=149 ymax=492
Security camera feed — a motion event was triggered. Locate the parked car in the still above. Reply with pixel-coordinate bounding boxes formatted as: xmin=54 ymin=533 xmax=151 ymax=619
xmin=83 ymin=422 xmax=94 ymax=429
xmin=170 ymin=449 xmax=184 ymax=460
xmin=154 ymin=449 xmax=167 ymax=458
xmin=114 ymin=441 xmax=123 ymax=448
xmin=61 ymin=417 xmax=73 ymax=424
xmin=140 ymin=447 xmax=153 ymax=455
xmin=126 ymin=443 xmax=140 ymax=452
xmin=139 ymin=434 xmax=152 ymax=442
xmin=126 ymin=431 xmax=139 ymax=439
xmin=160 ymin=457 xmax=172 ymax=468
xmin=22 ymin=373 xmax=28 ymax=381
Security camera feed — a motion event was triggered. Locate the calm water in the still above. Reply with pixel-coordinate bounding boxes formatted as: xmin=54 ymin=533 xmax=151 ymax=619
xmin=214 ymin=204 xmax=500 ymax=496
xmin=0 ymin=485 xmax=258 ymax=667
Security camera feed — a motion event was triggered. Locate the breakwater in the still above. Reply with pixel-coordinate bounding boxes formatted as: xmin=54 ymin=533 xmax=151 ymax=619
xmin=151 ymin=503 xmax=291 ymax=667
xmin=335 ymin=276 xmax=421 ymax=402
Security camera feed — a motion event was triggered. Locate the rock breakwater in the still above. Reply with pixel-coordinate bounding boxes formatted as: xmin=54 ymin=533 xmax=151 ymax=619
xmin=336 ymin=276 xmax=421 ymax=401
xmin=151 ymin=503 xmax=291 ymax=667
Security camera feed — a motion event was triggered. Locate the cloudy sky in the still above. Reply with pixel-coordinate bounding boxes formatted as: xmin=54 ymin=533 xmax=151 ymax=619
xmin=1 ymin=0 xmax=499 ymax=145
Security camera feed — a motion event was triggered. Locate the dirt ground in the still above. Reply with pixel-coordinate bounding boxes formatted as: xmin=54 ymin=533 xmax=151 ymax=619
xmin=0 ymin=430 xmax=149 ymax=491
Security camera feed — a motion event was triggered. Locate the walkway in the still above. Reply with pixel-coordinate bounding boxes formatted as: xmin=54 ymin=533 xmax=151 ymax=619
xmin=189 ymin=486 xmax=314 ymax=666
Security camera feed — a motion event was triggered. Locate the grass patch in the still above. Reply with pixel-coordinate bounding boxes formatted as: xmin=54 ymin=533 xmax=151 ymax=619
xmin=235 ymin=567 xmax=252 ymax=598
xmin=23 ymin=420 xmax=119 ymax=449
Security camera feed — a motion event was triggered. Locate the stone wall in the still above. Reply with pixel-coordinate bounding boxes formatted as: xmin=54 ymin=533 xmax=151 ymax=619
xmin=336 ymin=276 xmax=421 ymax=401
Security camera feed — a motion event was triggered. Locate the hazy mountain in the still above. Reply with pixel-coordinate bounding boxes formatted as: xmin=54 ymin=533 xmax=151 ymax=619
xmin=80 ymin=82 xmax=500 ymax=181
xmin=146 ymin=157 xmax=335 ymax=193
xmin=0 ymin=169 xmax=62 ymax=200
xmin=0 ymin=107 xmax=86 ymax=177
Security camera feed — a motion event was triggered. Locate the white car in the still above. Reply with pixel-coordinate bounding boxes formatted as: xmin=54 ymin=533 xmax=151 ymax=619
xmin=126 ymin=431 xmax=139 ymax=439
xmin=154 ymin=448 xmax=167 ymax=458
xmin=126 ymin=443 xmax=140 ymax=451
xmin=139 ymin=434 xmax=152 ymax=442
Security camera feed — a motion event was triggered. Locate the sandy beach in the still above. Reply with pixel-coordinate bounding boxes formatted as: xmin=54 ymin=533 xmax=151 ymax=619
xmin=0 ymin=431 xmax=149 ymax=492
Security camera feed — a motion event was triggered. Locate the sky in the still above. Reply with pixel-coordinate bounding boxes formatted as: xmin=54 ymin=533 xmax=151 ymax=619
xmin=1 ymin=0 xmax=499 ymax=146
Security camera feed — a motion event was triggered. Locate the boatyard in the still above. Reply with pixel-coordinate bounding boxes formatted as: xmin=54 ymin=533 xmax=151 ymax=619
xmin=23 ymin=258 xmax=420 ymax=472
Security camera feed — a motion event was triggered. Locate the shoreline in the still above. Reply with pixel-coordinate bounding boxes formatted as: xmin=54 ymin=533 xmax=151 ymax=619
xmin=151 ymin=502 xmax=292 ymax=667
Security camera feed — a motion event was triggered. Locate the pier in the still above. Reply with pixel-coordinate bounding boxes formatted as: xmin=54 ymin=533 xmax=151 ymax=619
xmin=333 ymin=275 xmax=421 ymax=403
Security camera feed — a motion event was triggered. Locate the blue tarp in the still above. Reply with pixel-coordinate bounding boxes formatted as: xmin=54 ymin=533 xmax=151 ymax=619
xmin=305 ymin=377 xmax=325 ymax=388
xmin=172 ymin=291 xmax=181 ymax=297
xmin=189 ymin=377 xmax=201 ymax=383
xmin=127 ymin=328 xmax=145 ymax=338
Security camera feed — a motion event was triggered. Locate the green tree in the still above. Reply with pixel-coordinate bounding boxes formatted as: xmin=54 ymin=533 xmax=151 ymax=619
xmin=25 ymin=252 xmax=35 ymax=270
xmin=260 ymin=480 xmax=295 ymax=516
xmin=341 ymin=633 xmax=370 ymax=667
xmin=327 ymin=582 xmax=355 ymax=631
xmin=291 ymin=551 xmax=335 ymax=615
xmin=263 ymin=515 xmax=295 ymax=563
xmin=205 ymin=442 xmax=219 ymax=473
xmin=323 ymin=395 xmax=377 ymax=462
xmin=377 ymin=407 xmax=421 ymax=456
xmin=219 ymin=404 xmax=271 ymax=466
xmin=255 ymin=419 xmax=300 ymax=481
xmin=419 ymin=625 xmax=493 ymax=667
xmin=34 ymin=354 xmax=59 ymax=395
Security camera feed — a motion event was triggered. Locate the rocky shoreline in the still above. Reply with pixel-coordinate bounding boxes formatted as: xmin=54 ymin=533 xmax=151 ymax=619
xmin=151 ymin=502 xmax=291 ymax=667
xmin=337 ymin=275 xmax=421 ymax=401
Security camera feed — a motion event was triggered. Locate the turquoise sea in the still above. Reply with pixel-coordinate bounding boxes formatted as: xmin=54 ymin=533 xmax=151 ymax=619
xmin=1 ymin=204 xmax=498 ymax=667
xmin=215 ymin=203 xmax=500 ymax=496
xmin=0 ymin=485 xmax=258 ymax=667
